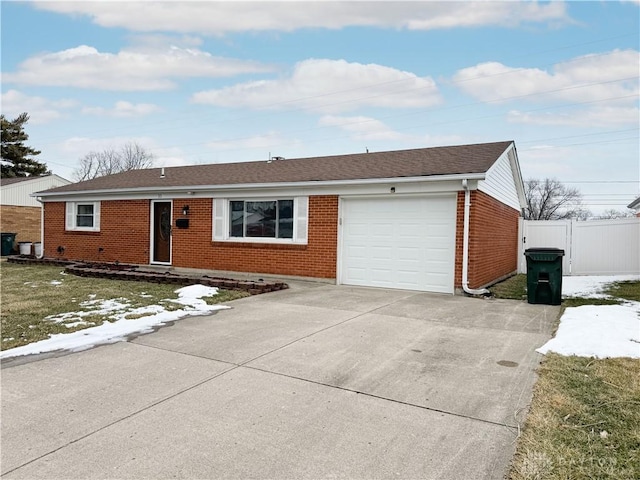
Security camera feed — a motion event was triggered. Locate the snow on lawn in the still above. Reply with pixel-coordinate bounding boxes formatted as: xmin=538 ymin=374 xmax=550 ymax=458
xmin=562 ymin=275 xmax=640 ymax=299
xmin=537 ymin=275 xmax=640 ymax=359
xmin=0 ymin=285 xmax=230 ymax=360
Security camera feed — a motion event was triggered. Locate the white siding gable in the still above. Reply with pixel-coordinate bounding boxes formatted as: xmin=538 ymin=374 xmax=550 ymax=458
xmin=2 ymin=175 xmax=71 ymax=207
xmin=477 ymin=147 xmax=522 ymax=211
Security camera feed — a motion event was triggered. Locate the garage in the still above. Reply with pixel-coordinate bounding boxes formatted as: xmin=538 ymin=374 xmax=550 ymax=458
xmin=340 ymin=195 xmax=457 ymax=293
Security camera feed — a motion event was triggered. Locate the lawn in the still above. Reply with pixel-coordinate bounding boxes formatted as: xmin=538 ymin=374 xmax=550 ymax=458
xmin=491 ymin=275 xmax=640 ymax=480
xmin=0 ymin=262 xmax=249 ymax=351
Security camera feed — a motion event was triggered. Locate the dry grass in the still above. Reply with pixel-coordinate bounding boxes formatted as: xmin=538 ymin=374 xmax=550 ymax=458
xmin=490 ymin=273 xmax=528 ymax=300
xmin=604 ymin=281 xmax=640 ymax=302
xmin=0 ymin=262 xmax=249 ymax=351
xmin=509 ymin=280 xmax=640 ymax=480
xmin=510 ymin=355 xmax=640 ymax=480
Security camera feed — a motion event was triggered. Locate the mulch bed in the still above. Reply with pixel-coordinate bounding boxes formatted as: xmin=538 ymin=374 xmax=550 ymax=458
xmin=6 ymin=256 xmax=287 ymax=295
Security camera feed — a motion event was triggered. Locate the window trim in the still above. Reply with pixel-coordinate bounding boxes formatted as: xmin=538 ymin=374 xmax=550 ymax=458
xmin=230 ymin=199 xmax=294 ymax=240
xmin=213 ymin=197 xmax=308 ymax=245
xmin=65 ymin=201 xmax=101 ymax=232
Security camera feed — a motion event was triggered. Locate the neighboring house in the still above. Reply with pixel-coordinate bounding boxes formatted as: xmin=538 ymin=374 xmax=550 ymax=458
xmin=628 ymin=196 xmax=640 ymax=217
xmin=0 ymin=175 xmax=71 ymax=248
xmin=36 ymin=141 xmax=526 ymax=295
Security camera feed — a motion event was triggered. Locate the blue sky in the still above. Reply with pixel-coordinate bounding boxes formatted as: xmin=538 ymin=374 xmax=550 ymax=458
xmin=2 ymin=1 xmax=639 ymax=214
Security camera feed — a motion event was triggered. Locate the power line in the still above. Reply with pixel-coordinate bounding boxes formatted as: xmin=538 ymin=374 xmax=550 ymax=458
xmin=28 ymin=34 xmax=640 ymax=146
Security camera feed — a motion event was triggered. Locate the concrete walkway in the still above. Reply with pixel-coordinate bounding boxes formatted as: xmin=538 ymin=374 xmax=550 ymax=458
xmin=1 ymin=282 xmax=559 ymax=479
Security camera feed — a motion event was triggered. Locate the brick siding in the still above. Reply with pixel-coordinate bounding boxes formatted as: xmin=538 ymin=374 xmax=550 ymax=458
xmin=0 ymin=205 xmax=41 ymax=247
xmin=172 ymin=195 xmax=338 ymax=279
xmin=44 ymin=192 xmax=516 ymax=288
xmin=43 ymin=200 xmax=151 ymax=264
xmin=44 ymin=196 xmax=339 ymax=279
xmin=454 ymin=190 xmax=519 ymax=289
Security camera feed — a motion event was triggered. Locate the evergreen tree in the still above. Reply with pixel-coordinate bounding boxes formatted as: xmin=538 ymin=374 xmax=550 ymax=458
xmin=1 ymin=113 xmax=49 ymax=178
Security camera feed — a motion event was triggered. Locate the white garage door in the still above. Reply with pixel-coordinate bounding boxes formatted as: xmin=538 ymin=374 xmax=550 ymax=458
xmin=340 ymin=195 xmax=457 ymax=293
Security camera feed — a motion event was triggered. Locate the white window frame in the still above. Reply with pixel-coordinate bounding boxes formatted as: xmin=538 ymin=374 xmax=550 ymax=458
xmin=213 ymin=197 xmax=308 ymax=245
xmin=66 ymin=201 xmax=101 ymax=232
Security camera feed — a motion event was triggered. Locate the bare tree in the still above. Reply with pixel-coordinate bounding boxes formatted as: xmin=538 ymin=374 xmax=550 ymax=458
xmin=119 ymin=141 xmax=154 ymax=171
xmin=594 ymin=208 xmax=635 ymax=220
xmin=73 ymin=142 xmax=154 ymax=181
xmin=524 ymin=178 xmax=589 ymax=220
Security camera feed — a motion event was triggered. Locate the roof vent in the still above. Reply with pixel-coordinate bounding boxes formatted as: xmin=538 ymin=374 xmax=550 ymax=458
xmin=271 ymin=156 xmax=285 ymax=161
xmin=160 ymin=167 xmax=165 ymax=178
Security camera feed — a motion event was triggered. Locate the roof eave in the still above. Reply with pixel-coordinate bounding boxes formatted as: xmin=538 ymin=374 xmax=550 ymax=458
xmin=35 ymin=172 xmax=488 ymax=199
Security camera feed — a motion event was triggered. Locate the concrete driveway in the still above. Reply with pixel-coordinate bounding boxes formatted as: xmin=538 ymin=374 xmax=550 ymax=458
xmin=1 ymin=282 xmax=558 ymax=479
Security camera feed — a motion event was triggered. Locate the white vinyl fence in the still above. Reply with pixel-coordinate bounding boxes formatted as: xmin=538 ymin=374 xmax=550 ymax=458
xmin=518 ymin=217 xmax=640 ymax=275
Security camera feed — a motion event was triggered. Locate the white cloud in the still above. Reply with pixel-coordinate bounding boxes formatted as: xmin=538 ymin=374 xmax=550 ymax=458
xmin=508 ymin=106 xmax=640 ymax=127
xmin=518 ymin=145 xmax=577 ymax=178
xmin=57 ymin=135 xmax=194 ymax=173
xmin=192 ymin=59 xmax=441 ymax=113
xmin=1 ymin=89 xmax=78 ymax=124
xmin=60 ymin=135 xmax=158 ymax=157
xmin=206 ymin=131 xmax=300 ymax=153
xmin=126 ymin=33 xmax=204 ymax=49
xmin=33 ymin=1 xmax=571 ymax=34
xmin=406 ymin=1 xmax=569 ymax=30
xmin=82 ymin=101 xmax=162 ymax=118
xmin=453 ymin=49 xmax=639 ymax=126
xmin=3 ymin=45 xmax=273 ymax=91
xmin=319 ymin=115 xmax=408 ymax=141
xmin=453 ymin=49 xmax=639 ymax=104
xmin=317 ymin=115 xmax=466 ymax=148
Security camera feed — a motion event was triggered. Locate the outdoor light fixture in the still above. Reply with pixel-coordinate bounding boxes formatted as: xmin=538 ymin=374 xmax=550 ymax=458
xmin=182 ymin=205 xmax=190 ymax=216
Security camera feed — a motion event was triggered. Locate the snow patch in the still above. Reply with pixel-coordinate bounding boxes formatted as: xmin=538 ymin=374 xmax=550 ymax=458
xmin=562 ymin=275 xmax=640 ymax=299
xmin=0 ymin=284 xmax=229 ymax=359
xmin=537 ymin=303 xmax=640 ymax=359
xmin=537 ymin=275 xmax=640 ymax=359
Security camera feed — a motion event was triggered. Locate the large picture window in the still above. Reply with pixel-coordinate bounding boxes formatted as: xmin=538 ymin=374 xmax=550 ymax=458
xmin=230 ymin=200 xmax=293 ymax=239
xmin=213 ymin=197 xmax=308 ymax=244
xmin=65 ymin=201 xmax=100 ymax=231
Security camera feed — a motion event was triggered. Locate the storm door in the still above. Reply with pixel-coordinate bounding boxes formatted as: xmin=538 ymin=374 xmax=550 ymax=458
xmin=152 ymin=201 xmax=172 ymax=263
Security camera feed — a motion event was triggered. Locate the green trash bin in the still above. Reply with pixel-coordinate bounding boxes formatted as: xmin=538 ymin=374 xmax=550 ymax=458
xmin=1 ymin=232 xmax=17 ymax=256
xmin=524 ymin=248 xmax=565 ymax=305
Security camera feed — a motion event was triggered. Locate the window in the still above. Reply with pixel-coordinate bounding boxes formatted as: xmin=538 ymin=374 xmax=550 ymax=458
xmin=230 ymin=200 xmax=293 ymax=239
xmin=213 ymin=197 xmax=308 ymax=244
xmin=66 ymin=202 xmax=100 ymax=231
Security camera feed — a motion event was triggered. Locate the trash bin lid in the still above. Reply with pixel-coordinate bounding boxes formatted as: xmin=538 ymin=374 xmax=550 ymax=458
xmin=525 ymin=248 xmax=565 ymax=256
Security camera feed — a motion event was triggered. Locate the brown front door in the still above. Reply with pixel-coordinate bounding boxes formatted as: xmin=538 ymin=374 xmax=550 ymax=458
xmin=152 ymin=201 xmax=172 ymax=263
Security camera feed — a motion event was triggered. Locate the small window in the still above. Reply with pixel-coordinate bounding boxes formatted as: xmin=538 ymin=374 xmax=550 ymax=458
xmin=66 ymin=202 xmax=100 ymax=231
xmin=230 ymin=200 xmax=293 ymax=239
xmin=76 ymin=204 xmax=95 ymax=227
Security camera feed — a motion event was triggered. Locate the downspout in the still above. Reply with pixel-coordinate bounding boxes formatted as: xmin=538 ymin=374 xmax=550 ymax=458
xmin=37 ymin=197 xmax=45 ymax=259
xmin=462 ymin=179 xmax=489 ymax=296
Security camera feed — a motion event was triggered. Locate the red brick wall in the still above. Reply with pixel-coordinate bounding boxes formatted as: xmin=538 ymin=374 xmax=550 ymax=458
xmin=454 ymin=190 xmax=520 ymax=289
xmin=44 ymin=196 xmax=339 ymax=279
xmin=172 ymin=195 xmax=338 ymax=279
xmin=44 ymin=192 xmax=515 ymax=287
xmin=43 ymin=200 xmax=151 ymax=264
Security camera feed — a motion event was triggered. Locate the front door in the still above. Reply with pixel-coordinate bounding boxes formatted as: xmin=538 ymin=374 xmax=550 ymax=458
xmin=152 ymin=201 xmax=172 ymax=263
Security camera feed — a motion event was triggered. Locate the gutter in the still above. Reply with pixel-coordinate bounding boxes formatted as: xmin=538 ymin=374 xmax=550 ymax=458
xmin=33 ymin=173 xmax=487 ymax=200
xmin=461 ymin=178 xmax=489 ymax=296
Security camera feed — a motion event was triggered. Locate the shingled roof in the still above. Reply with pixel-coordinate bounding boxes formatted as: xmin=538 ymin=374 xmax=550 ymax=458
xmin=1 ymin=176 xmax=42 ymax=186
xmin=39 ymin=141 xmax=513 ymax=196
